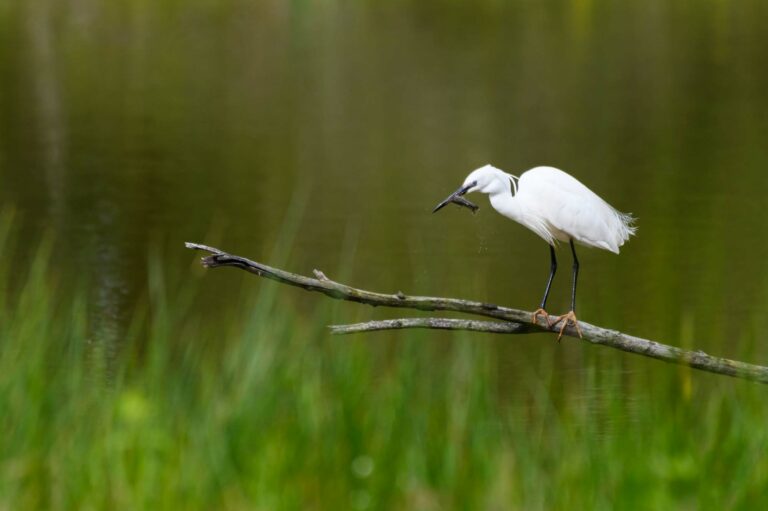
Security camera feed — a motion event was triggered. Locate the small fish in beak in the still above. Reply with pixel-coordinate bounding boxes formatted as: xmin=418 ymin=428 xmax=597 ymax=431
xmin=432 ymin=182 xmax=479 ymax=214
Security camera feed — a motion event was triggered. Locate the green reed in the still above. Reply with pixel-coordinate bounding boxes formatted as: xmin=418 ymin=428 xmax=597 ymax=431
xmin=0 ymin=220 xmax=766 ymax=509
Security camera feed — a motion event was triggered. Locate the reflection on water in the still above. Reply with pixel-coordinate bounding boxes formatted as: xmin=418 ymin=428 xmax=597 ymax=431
xmin=2 ymin=0 xmax=768 ymax=396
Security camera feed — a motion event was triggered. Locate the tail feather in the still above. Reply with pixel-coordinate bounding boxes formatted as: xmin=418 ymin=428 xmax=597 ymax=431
xmin=614 ymin=210 xmax=637 ymax=249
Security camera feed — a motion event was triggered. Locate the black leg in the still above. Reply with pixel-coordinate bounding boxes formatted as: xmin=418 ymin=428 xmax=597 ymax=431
xmin=569 ymin=239 xmax=579 ymax=312
xmin=552 ymin=240 xmax=583 ymax=340
xmin=539 ymin=244 xmax=557 ymax=309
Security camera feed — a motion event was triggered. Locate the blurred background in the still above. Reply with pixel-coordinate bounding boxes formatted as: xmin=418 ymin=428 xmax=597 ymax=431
xmin=5 ymin=0 xmax=768 ymax=360
xmin=2 ymin=0 xmax=768 ymax=509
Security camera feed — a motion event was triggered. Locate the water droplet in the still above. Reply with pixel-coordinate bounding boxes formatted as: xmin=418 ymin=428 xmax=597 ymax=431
xmin=351 ymin=455 xmax=374 ymax=478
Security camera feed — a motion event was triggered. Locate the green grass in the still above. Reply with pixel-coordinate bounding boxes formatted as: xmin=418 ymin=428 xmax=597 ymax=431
xmin=1 ymin=222 xmax=767 ymax=509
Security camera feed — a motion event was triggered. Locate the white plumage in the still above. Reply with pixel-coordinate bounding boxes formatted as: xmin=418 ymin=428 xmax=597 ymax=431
xmin=466 ymin=165 xmax=635 ymax=252
xmin=433 ymin=164 xmax=636 ymax=339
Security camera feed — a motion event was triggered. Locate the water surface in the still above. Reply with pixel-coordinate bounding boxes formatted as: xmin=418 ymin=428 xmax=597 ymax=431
xmin=2 ymin=0 xmax=768 ymax=401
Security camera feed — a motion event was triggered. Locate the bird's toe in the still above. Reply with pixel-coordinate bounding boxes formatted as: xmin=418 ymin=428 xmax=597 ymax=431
xmin=553 ymin=311 xmax=582 ymax=341
xmin=531 ymin=308 xmax=552 ymax=328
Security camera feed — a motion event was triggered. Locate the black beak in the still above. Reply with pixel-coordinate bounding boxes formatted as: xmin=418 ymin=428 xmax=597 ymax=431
xmin=432 ymin=182 xmax=478 ymax=213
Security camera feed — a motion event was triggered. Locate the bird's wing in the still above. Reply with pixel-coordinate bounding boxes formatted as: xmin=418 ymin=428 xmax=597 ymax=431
xmin=520 ymin=168 xmax=635 ymax=253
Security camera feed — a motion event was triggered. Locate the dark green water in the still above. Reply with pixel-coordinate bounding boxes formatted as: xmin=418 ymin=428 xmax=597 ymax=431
xmin=2 ymin=1 xmax=768 ymax=387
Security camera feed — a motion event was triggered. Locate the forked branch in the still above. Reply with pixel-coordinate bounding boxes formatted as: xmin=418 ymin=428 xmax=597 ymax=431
xmin=186 ymin=242 xmax=768 ymax=384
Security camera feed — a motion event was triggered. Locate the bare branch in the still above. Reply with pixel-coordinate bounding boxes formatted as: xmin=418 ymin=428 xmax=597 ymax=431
xmin=331 ymin=318 xmax=768 ymax=384
xmin=186 ymin=242 xmax=768 ymax=384
xmin=184 ymin=242 xmax=541 ymax=329
xmin=329 ymin=318 xmax=530 ymax=335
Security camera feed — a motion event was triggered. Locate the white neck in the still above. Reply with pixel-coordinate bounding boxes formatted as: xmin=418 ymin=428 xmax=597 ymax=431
xmin=488 ymin=189 xmax=521 ymax=222
xmin=487 ymin=184 xmax=555 ymax=245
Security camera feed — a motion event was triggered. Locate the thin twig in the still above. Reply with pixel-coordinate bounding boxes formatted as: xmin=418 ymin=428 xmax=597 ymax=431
xmin=186 ymin=242 xmax=768 ymax=384
xmin=329 ymin=318 xmax=530 ymax=335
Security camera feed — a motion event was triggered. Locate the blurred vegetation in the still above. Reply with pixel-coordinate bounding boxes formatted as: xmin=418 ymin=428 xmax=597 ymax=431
xmin=1 ymin=211 xmax=767 ymax=509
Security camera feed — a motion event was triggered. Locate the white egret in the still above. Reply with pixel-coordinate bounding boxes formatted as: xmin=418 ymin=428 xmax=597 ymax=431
xmin=433 ymin=164 xmax=636 ymax=339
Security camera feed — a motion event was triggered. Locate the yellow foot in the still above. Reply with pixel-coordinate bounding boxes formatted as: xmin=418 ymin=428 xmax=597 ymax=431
xmin=552 ymin=311 xmax=583 ymax=341
xmin=531 ymin=308 xmax=552 ymax=328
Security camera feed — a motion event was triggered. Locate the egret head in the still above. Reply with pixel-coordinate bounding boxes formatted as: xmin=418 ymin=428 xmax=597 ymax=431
xmin=432 ymin=164 xmax=509 ymax=214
